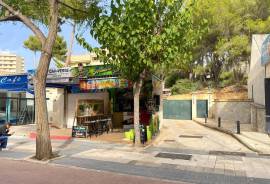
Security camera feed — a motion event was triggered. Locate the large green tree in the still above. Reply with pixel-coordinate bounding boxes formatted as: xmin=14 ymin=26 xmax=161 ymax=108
xmin=0 ymin=0 xmax=100 ymax=160
xmin=24 ymin=35 xmax=68 ymax=68
xmin=78 ymin=0 xmax=204 ymax=145
xmin=192 ymin=0 xmax=270 ymax=86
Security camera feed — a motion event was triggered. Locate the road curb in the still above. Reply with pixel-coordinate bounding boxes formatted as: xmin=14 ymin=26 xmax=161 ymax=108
xmin=193 ymin=119 xmax=262 ymax=154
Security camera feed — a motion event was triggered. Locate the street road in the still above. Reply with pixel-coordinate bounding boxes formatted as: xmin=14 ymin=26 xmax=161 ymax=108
xmin=0 ymin=159 xmax=188 ymax=184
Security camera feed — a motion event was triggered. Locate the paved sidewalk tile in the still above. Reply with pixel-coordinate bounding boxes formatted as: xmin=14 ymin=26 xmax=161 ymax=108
xmin=194 ymin=118 xmax=270 ymax=154
xmin=0 ymin=151 xmax=32 ymax=159
xmin=4 ymin=119 xmax=270 ymax=183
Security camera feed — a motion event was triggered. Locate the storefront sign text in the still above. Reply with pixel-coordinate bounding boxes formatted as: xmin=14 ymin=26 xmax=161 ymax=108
xmin=47 ymin=67 xmax=73 ymax=78
xmin=0 ymin=75 xmax=28 ymax=91
xmin=80 ymin=78 xmax=132 ymax=90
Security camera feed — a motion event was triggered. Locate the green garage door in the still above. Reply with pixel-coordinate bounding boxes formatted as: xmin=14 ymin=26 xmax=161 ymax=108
xmin=197 ymin=100 xmax=208 ymax=118
xmin=163 ymin=100 xmax=192 ymax=120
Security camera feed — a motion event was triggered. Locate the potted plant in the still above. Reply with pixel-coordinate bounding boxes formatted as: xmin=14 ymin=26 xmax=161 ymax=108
xmin=78 ymin=104 xmax=85 ymax=115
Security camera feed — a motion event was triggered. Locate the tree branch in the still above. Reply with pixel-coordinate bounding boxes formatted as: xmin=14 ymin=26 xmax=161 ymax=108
xmin=57 ymin=0 xmax=88 ymax=14
xmin=0 ymin=0 xmax=46 ymax=45
xmin=0 ymin=14 xmax=21 ymax=22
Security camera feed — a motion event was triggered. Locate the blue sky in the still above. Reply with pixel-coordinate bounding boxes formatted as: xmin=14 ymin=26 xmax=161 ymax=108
xmin=0 ymin=22 xmax=99 ymax=70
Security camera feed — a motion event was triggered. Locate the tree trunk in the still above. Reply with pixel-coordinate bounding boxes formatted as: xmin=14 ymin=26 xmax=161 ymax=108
xmin=34 ymin=50 xmax=55 ymax=159
xmin=34 ymin=71 xmax=52 ymax=160
xmin=34 ymin=0 xmax=59 ymax=160
xmin=65 ymin=22 xmax=76 ymax=66
xmin=159 ymin=79 xmax=165 ymax=129
xmin=133 ymin=75 xmax=144 ymax=146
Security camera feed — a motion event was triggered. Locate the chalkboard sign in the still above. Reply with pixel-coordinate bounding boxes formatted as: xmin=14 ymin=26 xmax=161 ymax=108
xmin=72 ymin=126 xmax=88 ymax=138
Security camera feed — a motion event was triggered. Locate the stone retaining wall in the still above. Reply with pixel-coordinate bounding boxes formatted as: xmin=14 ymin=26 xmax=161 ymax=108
xmin=167 ymin=92 xmax=255 ymax=128
xmin=211 ymin=100 xmax=252 ymax=124
xmin=250 ymin=103 xmax=266 ymax=133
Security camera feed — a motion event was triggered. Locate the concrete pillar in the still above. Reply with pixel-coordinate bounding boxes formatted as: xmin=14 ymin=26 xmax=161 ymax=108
xmin=208 ymin=93 xmax=213 ymax=118
xmin=6 ymin=92 xmax=11 ymax=122
xmin=192 ymin=93 xmax=197 ymax=119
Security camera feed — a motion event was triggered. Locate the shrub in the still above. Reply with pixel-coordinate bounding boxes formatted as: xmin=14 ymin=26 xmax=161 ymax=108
xmin=219 ymin=71 xmax=234 ymax=87
xmin=149 ymin=117 xmax=154 ymax=135
xmin=165 ymin=72 xmax=179 ymax=88
xmin=171 ymin=79 xmax=203 ymax=95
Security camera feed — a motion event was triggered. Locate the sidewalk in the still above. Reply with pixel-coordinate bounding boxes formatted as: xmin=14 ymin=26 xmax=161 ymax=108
xmin=10 ymin=124 xmax=71 ymax=140
xmin=10 ymin=124 xmax=131 ymax=144
xmin=152 ymin=120 xmax=251 ymax=153
xmin=2 ymin=127 xmax=270 ymax=183
xmin=194 ymin=118 xmax=270 ymax=154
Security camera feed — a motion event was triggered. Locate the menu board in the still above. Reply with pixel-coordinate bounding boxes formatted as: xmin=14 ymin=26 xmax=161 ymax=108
xmin=72 ymin=126 xmax=88 ymax=138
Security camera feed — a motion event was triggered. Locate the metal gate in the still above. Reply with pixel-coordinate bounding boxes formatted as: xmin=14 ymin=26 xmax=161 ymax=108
xmin=196 ymin=100 xmax=208 ymax=118
xmin=265 ymin=78 xmax=270 ymax=133
xmin=163 ymin=100 xmax=192 ymax=120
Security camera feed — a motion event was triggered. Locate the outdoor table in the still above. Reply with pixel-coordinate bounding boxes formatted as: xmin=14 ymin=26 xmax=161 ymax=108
xmin=76 ymin=114 xmax=112 ymax=137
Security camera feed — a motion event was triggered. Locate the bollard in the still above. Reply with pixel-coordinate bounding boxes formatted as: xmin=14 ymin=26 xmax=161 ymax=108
xmin=218 ymin=117 xmax=221 ymax=128
xmin=236 ymin=120 xmax=240 ymax=134
xmin=204 ymin=114 xmax=207 ymax=124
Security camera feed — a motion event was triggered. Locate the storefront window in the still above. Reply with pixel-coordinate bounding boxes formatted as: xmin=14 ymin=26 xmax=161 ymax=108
xmin=114 ymin=89 xmax=133 ymax=112
xmin=77 ymin=99 xmax=104 ymax=116
xmin=0 ymin=94 xmax=35 ymax=125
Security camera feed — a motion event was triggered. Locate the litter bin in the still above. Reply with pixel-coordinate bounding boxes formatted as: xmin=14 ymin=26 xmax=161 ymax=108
xmin=140 ymin=125 xmax=147 ymax=144
xmin=133 ymin=125 xmax=148 ymax=144
xmin=266 ymin=115 xmax=270 ymax=134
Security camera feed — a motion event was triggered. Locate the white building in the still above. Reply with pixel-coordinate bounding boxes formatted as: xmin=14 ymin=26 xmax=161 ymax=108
xmin=248 ymin=34 xmax=270 ymax=133
xmin=0 ymin=52 xmax=25 ymax=73
xmin=70 ymin=53 xmax=102 ymax=67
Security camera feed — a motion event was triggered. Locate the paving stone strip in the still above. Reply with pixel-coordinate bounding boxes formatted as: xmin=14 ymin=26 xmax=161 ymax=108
xmin=179 ymin=135 xmax=204 ymax=138
xmin=51 ymin=157 xmax=270 ymax=184
xmin=155 ymin=152 xmax=192 ymax=160
xmin=209 ymin=150 xmax=246 ymax=156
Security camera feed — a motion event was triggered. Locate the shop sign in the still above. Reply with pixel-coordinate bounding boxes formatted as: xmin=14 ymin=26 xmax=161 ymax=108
xmin=72 ymin=65 xmax=114 ymax=78
xmin=0 ymin=74 xmax=28 ymax=91
xmin=262 ymin=34 xmax=270 ymax=65
xmin=94 ymin=66 xmax=113 ymax=76
xmin=47 ymin=68 xmax=73 ymax=78
xmin=46 ymin=78 xmax=71 ymax=83
xmin=80 ymin=78 xmax=132 ymax=90
xmin=28 ymin=68 xmax=73 ymax=84
xmin=27 ymin=69 xmax=35 ymax=80
xmin=0 ymin=75 xmax=26 ymax=84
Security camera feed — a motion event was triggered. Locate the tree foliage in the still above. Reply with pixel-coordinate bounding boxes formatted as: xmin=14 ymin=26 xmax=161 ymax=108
xmin=0 ymin=0 xmax=101 ymax=24
xmin=171 ymin=79 xmax=203 ymax=95
xmin=78 ymin=0 xmax=205 ymax=145
xmin=24 ymin=35 xmax=68 ymax=62
xmin=0 ymin=0 xmax=101 ymax=160
xmin=23 ymin=35 xmax=42 ymax=53
xmin=190 ymin=0 xmax=270 ymax=87
xmin=78 ymin=0 xmax=205 ymax=81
